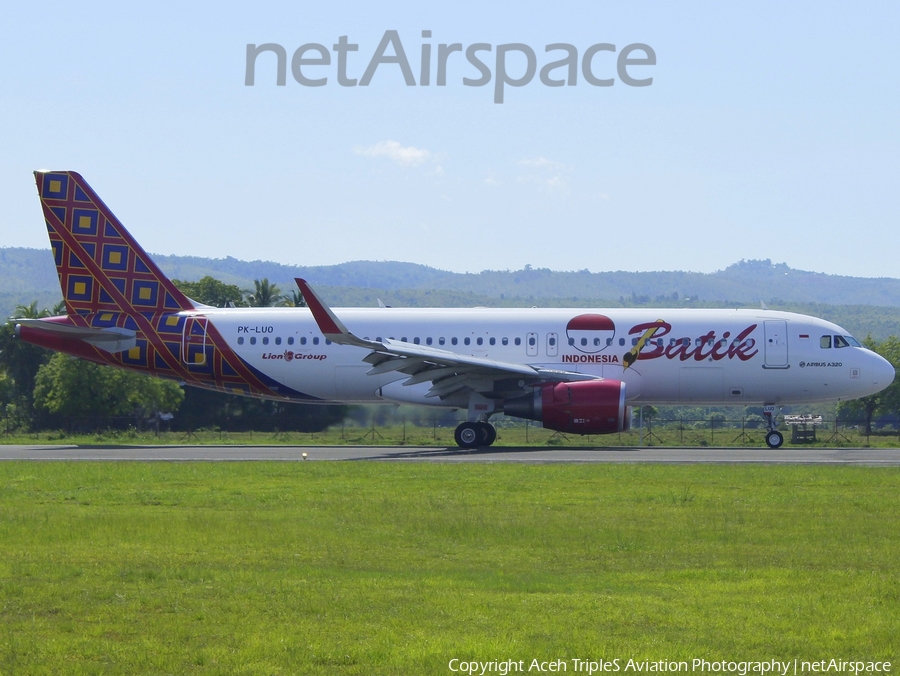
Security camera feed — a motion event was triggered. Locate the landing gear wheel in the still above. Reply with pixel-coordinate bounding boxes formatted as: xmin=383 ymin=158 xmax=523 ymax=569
xmin=765 ymin=430 xmax=784 ymax=449
xmin=477 ymin=422 xmax=497 ymax=447
xmin=455 ymin=422 xmax=481 ymax=449
xmin=454 ymin=422 xmax=497 ymax=449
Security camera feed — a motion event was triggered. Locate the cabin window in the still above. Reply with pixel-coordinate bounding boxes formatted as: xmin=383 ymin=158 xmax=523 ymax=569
xmin=414 ymin=337 xmax=420 ymax=344
xmin=488 ymin=337 xmax=495 ymax=346
xmin=464 ymin=337 xmax=471 ymax=346
xmin=528 ymin=336 xmax=536 ymax=347
xmin=619 ymin=338 xmax=625 ymax=346
xmin=439 ymin=337 xmax=445 ymax=345
xmin=250 ymin=337 xmax=256 ymax=345
xmin=502 ymin=337 xmax=508 ymax=346
xmin=632 ymin=338 xmax=639 ymax=346
xmin=452 ymin=337 xmax=458 ymax=345
xmin=476 ymin=337 xmax=483 ymax=346
xmin=313 ymin=337 xmax=319 ymax=345
xmin=275 ymin=337 xmax=282 ymax=345
xmin=820 ymin=336 xmax=831 ymax=349
xmin=262 ymin=337 xmax=269 ymax=345
xmin=569 ymin=337 xmax=575 ymax=346
xmin=287 ymin=337 xmax=294 ymax=345
xmin=834 ymin=335 xmax=850 ymax=348
xmin=426 ymin=337 xmax=433 ymax=345
xmin=515 ymin=337 xmax=522 ymax=346
xmin=607 ymin=338 xmax=613 ymax=346
xmin=300 ymin=337 xmax=307 ymax=345
xmin=325 ymin=339 xmax=332 ymax=345
xmin=581 ymin=338 xmax=588 ymax=346
xmin=237 ymin=337 xmax=244 ymax=345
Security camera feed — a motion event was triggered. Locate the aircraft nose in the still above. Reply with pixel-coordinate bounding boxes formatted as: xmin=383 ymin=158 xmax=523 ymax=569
xmin=869 ymin=351 xmax=895 ymax=391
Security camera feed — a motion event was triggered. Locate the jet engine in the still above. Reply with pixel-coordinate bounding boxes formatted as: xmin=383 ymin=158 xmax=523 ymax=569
xmin=503 ymin=379 xmax=631 ymax=435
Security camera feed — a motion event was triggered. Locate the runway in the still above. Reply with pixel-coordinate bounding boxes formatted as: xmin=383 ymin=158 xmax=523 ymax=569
xmin=1 ymin=445 xmax=900 ymax=464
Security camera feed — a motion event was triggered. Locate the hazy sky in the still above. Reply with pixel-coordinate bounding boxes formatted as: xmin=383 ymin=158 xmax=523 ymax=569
xmin=2 ymin=1 xmax=897 ymax=278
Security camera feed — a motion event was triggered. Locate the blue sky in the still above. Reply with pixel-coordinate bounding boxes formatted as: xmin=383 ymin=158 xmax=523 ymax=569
xmin=2 ymin=1 xmax=898 ymax=277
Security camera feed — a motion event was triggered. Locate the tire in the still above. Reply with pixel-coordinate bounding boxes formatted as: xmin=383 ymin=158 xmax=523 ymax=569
xmin=765 ymin=430 xmax=784 ymax=449
xmin=455 ymin=422 xmax=481 ymax=449
xmin=478 ymin=422 xmax=497 ymax=447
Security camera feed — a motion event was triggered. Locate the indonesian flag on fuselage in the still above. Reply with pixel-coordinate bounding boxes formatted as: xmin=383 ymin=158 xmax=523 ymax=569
xmin=565 ymin=314 xmax=616 ymax=353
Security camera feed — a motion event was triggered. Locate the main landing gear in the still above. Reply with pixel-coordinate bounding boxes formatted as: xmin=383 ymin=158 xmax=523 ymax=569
xmin=763 ymin=405 xmax=784 ymax=449
xmin=454 ymin=421 xmax=497 ymax=449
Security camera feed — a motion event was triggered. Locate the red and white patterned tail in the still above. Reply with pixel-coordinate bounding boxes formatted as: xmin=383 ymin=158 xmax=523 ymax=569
xmin=34 ymin=171 xmax=195 ymax=318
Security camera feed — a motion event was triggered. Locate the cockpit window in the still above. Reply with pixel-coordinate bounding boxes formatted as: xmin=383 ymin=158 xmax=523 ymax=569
xmin=834 ymin=335 xmax=850 ymax=348
xmin=820 ymin=335 xmax=831 ymax=349
xmin=846 ymin=336 xmax=861 ymax=347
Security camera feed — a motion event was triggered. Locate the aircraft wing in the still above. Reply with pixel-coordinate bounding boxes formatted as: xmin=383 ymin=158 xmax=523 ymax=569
xmin=296 ymin=279 xmax=598 ymax=399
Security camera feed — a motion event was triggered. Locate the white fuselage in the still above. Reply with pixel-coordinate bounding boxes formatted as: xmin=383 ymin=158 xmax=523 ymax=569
xmin=197 ymin=306 xmax=893 ymax=407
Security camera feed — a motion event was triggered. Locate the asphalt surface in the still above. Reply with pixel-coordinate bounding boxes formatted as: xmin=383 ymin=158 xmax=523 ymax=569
xmin=1 ymin=445 xmax=900 ymax=464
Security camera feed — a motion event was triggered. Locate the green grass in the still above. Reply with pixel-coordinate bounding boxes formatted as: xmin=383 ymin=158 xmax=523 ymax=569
xmin=4 ymin=422 xmax=900 ymax=448
xmin=0 ymin=463 xmax=898 ymax=674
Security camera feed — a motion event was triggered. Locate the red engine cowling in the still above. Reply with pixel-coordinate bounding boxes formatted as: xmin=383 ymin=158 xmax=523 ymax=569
xmin=503 ymin=379 xmax=631 ymax=435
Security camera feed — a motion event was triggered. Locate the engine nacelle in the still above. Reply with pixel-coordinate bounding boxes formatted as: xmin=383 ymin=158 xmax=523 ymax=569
xmin=503 ymin=379 xmax=631 ymax=435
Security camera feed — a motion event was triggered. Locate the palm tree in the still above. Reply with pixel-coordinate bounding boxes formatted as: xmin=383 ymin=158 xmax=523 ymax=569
xmin=13 ymin=301 xmax=50 ymax=319
xmin=245 ymin=278 xmax=284 ymax=307
xmin=282 ymin=289 xmax=306 ymax=307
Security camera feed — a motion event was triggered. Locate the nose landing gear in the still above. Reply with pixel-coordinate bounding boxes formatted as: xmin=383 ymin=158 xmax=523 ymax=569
xmin=763 ymin=405 xmax=784 ymax=448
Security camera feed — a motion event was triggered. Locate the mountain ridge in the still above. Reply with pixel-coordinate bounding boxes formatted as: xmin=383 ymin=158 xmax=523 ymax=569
xmin=3 ymin=247 xmax=899 ymax=340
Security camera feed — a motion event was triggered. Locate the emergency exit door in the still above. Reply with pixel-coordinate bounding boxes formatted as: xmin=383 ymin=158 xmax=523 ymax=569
xmin=182 ymin=316 xmax=209 ymax=366
xmin=764 ymin=320 xmax=788 ymax=368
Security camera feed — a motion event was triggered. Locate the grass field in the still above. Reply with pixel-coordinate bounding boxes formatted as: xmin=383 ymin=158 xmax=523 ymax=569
xmin=4 ymin=421 xmax=900 ymax=448
xmin=0 ymin=462 xmax=898 ymax=675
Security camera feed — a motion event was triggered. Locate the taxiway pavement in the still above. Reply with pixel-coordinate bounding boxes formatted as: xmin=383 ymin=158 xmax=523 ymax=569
xmin=1 ymin=445 xmax=899 ymax=464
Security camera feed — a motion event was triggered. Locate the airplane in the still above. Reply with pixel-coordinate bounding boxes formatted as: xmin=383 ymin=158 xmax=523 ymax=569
xmin=15 ymin=171 xmax=895 ymax=449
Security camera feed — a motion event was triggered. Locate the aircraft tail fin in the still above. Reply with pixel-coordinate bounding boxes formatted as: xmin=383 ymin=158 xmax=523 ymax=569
xmin=34 ymin=171 xmax=195 ymax=317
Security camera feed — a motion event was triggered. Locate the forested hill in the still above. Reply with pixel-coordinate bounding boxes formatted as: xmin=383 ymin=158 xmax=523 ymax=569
xmin=4 ymin=248 xmax=900 ymax=339
xmin=148 ymin=255 xmax=900 ymax=307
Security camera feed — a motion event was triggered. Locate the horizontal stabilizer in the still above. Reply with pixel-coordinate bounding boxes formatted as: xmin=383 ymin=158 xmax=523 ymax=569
xmin=15 ymin=318 xmax=137 ymax=353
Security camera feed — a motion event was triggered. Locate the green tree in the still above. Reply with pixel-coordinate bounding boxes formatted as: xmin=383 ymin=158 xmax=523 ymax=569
xmin=34 ymin=354 xmax=184 ymax=421
xmin=283 ymin=289 xmax=306 ymax=307
xmin=0 ymin=303 xmax=57 ymax=415
xmin=837 ymin=336 xmax=900 ymax=435
xmin=176 ymin=386 xmax=346 ymax=433
xmin=14 ymin=301 xmax=50 ymax=320
xmin=246 ymin=278 xmax=283 ymax=307
xmin=173 ymin=276 xmax=243 ymax=307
